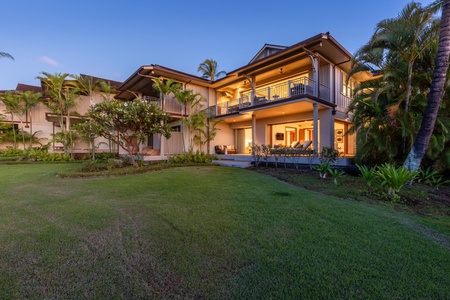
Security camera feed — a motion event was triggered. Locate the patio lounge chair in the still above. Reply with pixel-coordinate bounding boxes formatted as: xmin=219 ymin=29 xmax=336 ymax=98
xmin=291 ymin=140 xmax=313 ymax=155
xmin=253 ymin=96 xmax=268 ymax=105
xmin=215 ymin=145 xmax=237 ymax=154
xmin=270 ymin=141 xmax=299 ymax=154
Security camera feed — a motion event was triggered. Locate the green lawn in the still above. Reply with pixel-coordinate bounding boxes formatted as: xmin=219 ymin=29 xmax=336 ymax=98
xmin=0 ymin=164 xmax=449 ymax=299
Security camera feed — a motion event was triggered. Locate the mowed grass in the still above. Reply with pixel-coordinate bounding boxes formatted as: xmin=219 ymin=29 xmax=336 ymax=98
xmin=0 ymin=164 xmax=449 ymax=299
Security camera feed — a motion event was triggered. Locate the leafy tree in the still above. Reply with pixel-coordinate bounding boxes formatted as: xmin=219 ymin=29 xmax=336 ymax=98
xmin=197 ymin=59 xmax=226 ymax=81
xmin=78 ymin=99 xmax=172 ymax=167
xmin=405 ymin=0 xmax=450 ymax=171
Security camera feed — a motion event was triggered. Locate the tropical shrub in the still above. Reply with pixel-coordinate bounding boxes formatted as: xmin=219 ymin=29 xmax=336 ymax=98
xmin=319 ymin=146 xmax=340 ymax=165
xmin=356 ymin=164 xmax=378 ymax=193
xmin=376 ymin=164 xmax=418 ymax=200
xmin=315 ymin=163 xmax=331 ymax=179
xmin=428 ymin=175 xmax=450 ymax=190
xmin=168 ymin=151 xmax=213 ymax=164
xmin=94 ymin=152 xmax=118 ymax=162
xmin=418 ymin=166 xmax=439 ymax=184
xmin=252 ymin=144 xmax=263 ymax=167
xmin=0 ymin=148 xmax=25 ymax=157
xmin=329 ymin=168 xmax=345 ymax=185
xmin=261 ymin=144 xmax=271 ymax=167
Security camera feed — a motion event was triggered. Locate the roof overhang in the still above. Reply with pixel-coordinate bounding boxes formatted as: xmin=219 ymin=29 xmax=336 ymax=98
xmin=215 ymin=96 xmax=335 ymax=123
xmin=211 ymin=32 xmax=373 ymax=89
xmin=115 ymin=64 xmax=211 ymax=101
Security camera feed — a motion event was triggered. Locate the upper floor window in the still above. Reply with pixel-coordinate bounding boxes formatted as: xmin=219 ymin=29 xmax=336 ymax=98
xmin=341 ymin=71 xmax=355 ymax=97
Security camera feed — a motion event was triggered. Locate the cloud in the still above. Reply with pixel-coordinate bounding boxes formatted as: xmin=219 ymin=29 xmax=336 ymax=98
xmin=40 ymin=55 xmax=59 ymax=67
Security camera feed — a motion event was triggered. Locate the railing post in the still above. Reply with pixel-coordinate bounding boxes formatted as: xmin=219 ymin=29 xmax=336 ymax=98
xmin=267 ymin=86 xmax=271 ymax=101
xmin=226 ymin=102 xmax=229 ymax=114
xmin=288 ymin=80 xmax=291 ymax=98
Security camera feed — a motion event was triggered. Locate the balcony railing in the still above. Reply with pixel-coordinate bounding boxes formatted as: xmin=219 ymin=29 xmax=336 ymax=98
xmin=142 ymin=95 xmax=183 ymax=115
xmin=213 ymin=77 xmax=341 ymax=116
xmin=335 ymin=93 xmax=352 ymax=108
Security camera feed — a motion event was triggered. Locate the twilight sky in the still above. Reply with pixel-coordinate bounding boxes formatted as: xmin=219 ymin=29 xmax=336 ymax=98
xmin=0 ymin=0 xmax=436 ymax=90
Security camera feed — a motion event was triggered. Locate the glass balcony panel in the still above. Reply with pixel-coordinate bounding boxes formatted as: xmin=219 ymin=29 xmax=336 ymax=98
xmin=319 ymin=84 xmax=330 ymax=101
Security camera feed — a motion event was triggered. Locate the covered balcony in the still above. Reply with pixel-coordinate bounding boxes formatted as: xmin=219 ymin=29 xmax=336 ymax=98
xmin=142 ymin=95 xmax=182 ymax=115
xmin=213 ymin=76 xmax=350 ymax=117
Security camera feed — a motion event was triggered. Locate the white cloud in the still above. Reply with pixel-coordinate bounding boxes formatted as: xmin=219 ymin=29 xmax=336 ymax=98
xmin=40 ymin=55 xmax=59 ymax=67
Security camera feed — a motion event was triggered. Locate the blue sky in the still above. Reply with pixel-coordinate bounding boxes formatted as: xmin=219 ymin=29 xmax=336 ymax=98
xmin=0 ymin=0 xmax=435 ymax=90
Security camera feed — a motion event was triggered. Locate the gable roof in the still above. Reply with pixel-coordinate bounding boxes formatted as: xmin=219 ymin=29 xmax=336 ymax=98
xmin=248 ymin=44 xmax=287 ymax=64
xmin=0 ymin=83 xmax=42 ymax=94
xmin=79 ymin=74 xmax=122 ymax=89
xmin=116 ymin=64 xmax=211 ymax=101
xmin=211 ymin=32 xmax=373 ymax=89
xmin=15 ymin=83 xmax=42 ymax=93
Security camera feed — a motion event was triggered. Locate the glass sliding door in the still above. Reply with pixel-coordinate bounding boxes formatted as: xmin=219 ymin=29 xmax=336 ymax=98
xmin=236 ymin=128 xmax=252 ymax=154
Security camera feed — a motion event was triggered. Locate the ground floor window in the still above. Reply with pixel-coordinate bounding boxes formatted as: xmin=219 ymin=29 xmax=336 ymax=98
xmin=335 ymin=121 xmax=356 ymax=156
xmin=270 ymin=120 xmax=318 ymax=149
xmin=230 ymin=119 xmax=355 ymax=156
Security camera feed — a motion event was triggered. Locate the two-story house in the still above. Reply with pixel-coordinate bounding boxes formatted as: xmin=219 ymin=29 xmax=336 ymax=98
xmin=208 ymin=32 xmax=372 ymax=157
xmin=0 ymin=75 xmax=122 ymax=155
xmin=1 ymin=32 xmax=371 ymax=161
xmin=114 ymin=64 xmax=213 ymax=156
xmin=114 ymin=33 xmax=371 ymax=160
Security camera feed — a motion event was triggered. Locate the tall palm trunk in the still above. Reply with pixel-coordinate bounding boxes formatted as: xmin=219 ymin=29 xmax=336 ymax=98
xmin=10 ymin=113 xmax=16 ymax=149
xmin=405 ymin=60 xmax=414 ymax=113
xmin=28 ymin=111 xmax=33 ymax=149
xmin=404 ymin=0 xmax=450 ymax=171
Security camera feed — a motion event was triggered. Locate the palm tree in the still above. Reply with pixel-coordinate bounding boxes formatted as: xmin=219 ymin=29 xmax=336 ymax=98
xmin=173 ymin=89 xmax=204 ymax=151
xmin=72 ymin=75 xmax=102 ymax=159
xmin=19 ymin=91 xmax=42 ymax=148
xmin=37 ymin=72 xmax=78 ymax=154
xmin=369 ymin=2 xmax=439 ymax=113
xmin=152 ymin=78 xmax=181 ymax=154
xmin=197 ymin=58 xmax=225 ymax=153
xmin=197 ymin=59 xmax=226 ymax=81
xmin=152 ymin=78 xmax=180 ymax=106
xmin=404 ymin=0 xmax=450 ymax=171
xmin=0 ymin=52 xmax=14 ymax=60
xmin=0 ymin=91 xmax=21 ymax=148
xmin=348 ymin=1 xmax=449 ymax=165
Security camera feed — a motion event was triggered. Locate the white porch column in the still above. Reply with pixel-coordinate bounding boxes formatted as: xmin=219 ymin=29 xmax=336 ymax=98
xmin=313 ymin=55 xmax=320 ymax=97
xmin=313 ymin=103 xmax=319 ymax=151
xmin=245 ymin=75 xmax=256 ymax=105
xmin=319 ymin=108 xmax=334 ymax=149
xmin=251 ymin=114 xmax=256 ymax=147
xmin=160 ymin=133 xmax=165 ymax=156
xmin=330 ymin=112 xmax=335 ymax=150
xmin=329 ymin=64 xmax=335 ymax=104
